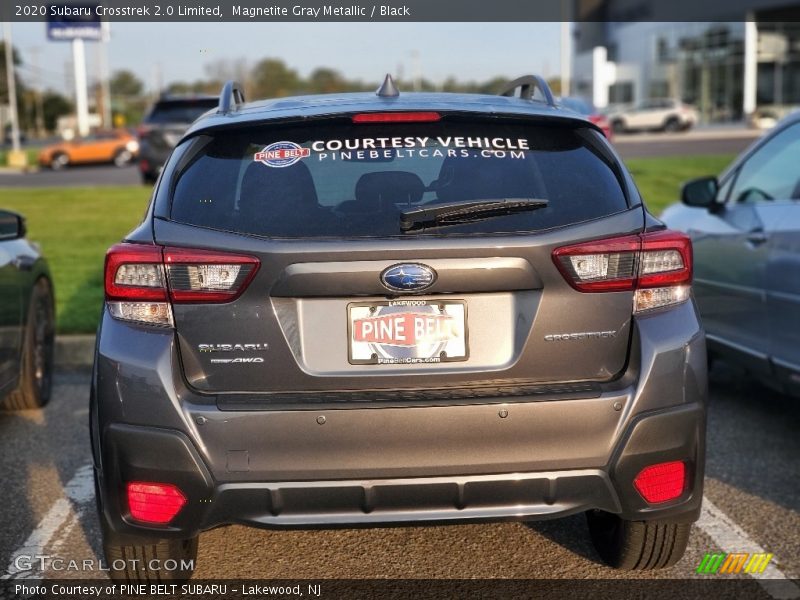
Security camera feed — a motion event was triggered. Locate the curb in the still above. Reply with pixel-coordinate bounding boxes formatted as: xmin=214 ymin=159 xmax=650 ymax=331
xmin=55 ymin=335 xmax=96 ymax=369
xmin=0 ymin=166 xmax=40 ymax=174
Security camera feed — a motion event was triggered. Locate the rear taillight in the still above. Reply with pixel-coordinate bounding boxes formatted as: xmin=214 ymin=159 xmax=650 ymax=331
xmin=135 ymin=125 xmax=151 ymax=139
xmin=633 ymin=461 xmax=686 ymax=504
xmin=164 ymin=247 xmax=259 ymax=303
xmin=553 ymin=230 xmax=692 ymax=313
xmin=127 ymin=482 xmax=186 ymax=525
xmin=104 ymin=243 xmax=260 ymax=327
xmin=105 ymin=243 xmax=171 ymax=326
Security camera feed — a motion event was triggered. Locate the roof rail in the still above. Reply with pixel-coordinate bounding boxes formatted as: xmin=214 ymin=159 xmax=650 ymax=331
xmin=497 ymin=75 xmax=556 ymax=108
xmin=218 ymin=80 xmax=246 ymax=114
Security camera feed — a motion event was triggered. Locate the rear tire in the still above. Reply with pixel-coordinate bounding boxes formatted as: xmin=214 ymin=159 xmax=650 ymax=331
xmin=664 ymin=117 xmax=682 ymax=133
xmin=103 ymin=536 xmax=199 ymax=582
xmin=611 ymin=119 xmax=626 ymax=134
xmin=586 ymin=510 xmax=692 ymax=570
xmin=113 ymin=148 xmax=133 ymax=167
xmin=50 ymin=152 xmax=70 ymax=170
xmin=3 ymin=279 xmax=55 ymax=410
xmin=140 ymin=168 xmax=158 ymax=185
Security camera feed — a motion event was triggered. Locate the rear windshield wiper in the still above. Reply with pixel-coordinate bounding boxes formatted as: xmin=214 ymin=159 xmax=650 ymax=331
xmin=400 ymin=198 xmax=549 ymax=232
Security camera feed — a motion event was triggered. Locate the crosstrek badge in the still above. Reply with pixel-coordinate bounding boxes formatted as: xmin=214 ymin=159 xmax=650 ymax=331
xmin=254 ymin=141 xmax=310 ymax=168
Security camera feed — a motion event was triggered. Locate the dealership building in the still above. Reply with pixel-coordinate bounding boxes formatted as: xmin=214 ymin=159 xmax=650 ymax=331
xmin=570 ymin=1 xmax=800 ymax=122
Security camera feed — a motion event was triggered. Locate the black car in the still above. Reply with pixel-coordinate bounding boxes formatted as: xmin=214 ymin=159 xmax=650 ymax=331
xmin=93 ymin=76 xmax=705 ymax=581
xmin=137 ymin=95 xmax=219 ymax=184
xmin=0 ymin=210 xmax=55 ymax=410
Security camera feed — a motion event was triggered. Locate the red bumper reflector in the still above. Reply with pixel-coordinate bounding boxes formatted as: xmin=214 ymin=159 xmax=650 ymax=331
xmin=352 ymin=111 xmax=441 ymax=123
xmin=127 ymin=482 xmax=187 ymax=524
xmin=633 ymin=461 xmax=686 ymax=504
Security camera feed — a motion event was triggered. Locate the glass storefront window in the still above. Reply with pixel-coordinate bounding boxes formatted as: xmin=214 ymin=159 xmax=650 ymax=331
xmin=756 ymin=22 xmax=800 ymax=107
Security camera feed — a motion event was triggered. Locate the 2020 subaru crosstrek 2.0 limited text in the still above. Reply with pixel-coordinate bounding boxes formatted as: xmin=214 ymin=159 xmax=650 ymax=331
xmin=91 ymin=76 xmax=707 ymax=581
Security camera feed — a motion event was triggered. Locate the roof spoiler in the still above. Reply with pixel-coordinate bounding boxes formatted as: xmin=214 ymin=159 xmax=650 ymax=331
xmin=218 ymin=81 xmax=246 ymax=114
xmin=497 ymin=75 xmax=556 ymax=108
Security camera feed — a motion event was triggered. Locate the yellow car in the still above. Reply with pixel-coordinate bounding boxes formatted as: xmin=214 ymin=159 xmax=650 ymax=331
xmin=38 ymin=130 xmax=139 ymax=170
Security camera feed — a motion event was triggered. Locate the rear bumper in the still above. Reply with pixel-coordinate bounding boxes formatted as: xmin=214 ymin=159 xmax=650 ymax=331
xmin=137 ymin=144 xmax=170 ymax=174
xmin=97 ymin=400 xmax=704 ymax=544
xmin=92 ymin=300 xmax=707 ymax=543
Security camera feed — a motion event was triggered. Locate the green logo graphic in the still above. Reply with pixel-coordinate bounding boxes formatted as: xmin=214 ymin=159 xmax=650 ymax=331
xmin=696 ymin=552 xmax=773 ymax=574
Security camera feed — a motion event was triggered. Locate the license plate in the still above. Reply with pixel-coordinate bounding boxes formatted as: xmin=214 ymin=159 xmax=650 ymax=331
xmin=348 ymin=300 xmax=468 ymax=365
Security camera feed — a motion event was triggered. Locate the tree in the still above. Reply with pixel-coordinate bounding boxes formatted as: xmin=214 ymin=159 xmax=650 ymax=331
xmin=0 ymin=44 xmax=23 ymax=101
xmin=477 ymin=77 xmax=511 ymax=95
xmin=108 ymin=70 xmax=146 ymax=128
xmin=41 ymin=91 xmax=72 ymax=131
xmin=249 ymin=58 xmax=301 ymax=98
xmin=204 ymin=58 xmax=248 ymax=90
xmin=176 ymin=58 xmax=556 ymax=104
xmin=110 ymin=70 xmax=144 ymax=98
xmin=306 ymin=68 xmax=347 ymax=94
xmin=547 ymin=78 xmax=562 ymax=97
xmin=0 ymin=44 xmax=31 ymax=133
xmin=167 ymin=80 xmax=220 ymax=95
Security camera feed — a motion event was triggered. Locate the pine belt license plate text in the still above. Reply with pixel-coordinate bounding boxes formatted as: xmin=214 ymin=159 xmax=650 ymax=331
xmin=348 ymin=300 xmax=468 ymax=365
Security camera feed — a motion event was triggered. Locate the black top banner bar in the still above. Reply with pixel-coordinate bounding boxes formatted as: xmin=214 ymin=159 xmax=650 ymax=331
xmin=6 ymin=0 xmax=800 ymax=22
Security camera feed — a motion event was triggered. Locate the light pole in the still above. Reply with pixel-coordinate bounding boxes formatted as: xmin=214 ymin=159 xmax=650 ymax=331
xmin=98 ymin=21 xmax=112 ymax=129
xmin=29 ymin=47 xmax=46 ymax=138
xmin=72 ymin=37 xmax=90 ymax=137
xmin=2 ymin=21 xmax=21 ymax=153
xmin=560 ymin=21 xmax=571 ymax=97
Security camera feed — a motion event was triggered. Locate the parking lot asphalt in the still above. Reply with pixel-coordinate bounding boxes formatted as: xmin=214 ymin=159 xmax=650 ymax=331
xmin=0 ymin=363 xmax=797 ymax=596
xmin=0 ymin=164 xmax=140 ymax=188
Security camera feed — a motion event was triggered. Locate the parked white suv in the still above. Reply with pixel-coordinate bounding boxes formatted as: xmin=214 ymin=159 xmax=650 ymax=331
xmin=609 ymin=99 xmax=698 ymax=133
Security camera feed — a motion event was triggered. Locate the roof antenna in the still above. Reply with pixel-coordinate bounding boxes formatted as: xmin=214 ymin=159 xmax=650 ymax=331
xmin=376 ymin=73 xmax=400 ymax=98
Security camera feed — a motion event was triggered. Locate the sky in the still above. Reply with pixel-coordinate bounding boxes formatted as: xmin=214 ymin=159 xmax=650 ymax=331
xmin=6 ymin=22 xmax=562 ymax=96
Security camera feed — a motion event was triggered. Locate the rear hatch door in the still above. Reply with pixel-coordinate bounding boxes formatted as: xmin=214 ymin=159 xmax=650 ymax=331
xmin=154 ymin=115 xmax=643 ymax=397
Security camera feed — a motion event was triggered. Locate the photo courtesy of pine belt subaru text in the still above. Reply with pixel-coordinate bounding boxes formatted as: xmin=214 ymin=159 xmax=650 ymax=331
xmin=91 ymin=75 xmax=707 ymax=581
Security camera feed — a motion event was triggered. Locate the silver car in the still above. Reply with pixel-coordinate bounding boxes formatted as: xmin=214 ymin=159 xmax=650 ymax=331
xmin=662 ymin=112 xmax=800 ymax=395
xmin=608 ymin=99 xmax=698 ymax=133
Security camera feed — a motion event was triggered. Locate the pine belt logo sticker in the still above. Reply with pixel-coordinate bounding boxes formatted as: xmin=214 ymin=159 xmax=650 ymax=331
xmin=696 ymin=552 xmax=774 ymax=574
xmin=254 ymin=141 xmax=310 ymax=168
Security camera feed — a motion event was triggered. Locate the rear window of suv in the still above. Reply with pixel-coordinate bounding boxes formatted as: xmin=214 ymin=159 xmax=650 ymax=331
xmin=169 ymin=119 xmax=628 ymax=238
xmin=145 ymin=99 xmax=218 ymax=124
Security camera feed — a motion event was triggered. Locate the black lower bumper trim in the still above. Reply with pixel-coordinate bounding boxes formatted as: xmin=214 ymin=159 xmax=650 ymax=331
xmin=97 ymin=402 xmax=704 ymax=543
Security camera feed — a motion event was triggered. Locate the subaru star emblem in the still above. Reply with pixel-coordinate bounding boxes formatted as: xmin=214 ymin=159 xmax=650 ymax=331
xmin=381 ymin=263 xmax=437 ymax=292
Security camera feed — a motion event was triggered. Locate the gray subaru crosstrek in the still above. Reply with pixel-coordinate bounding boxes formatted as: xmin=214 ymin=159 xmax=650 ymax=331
xmin=91 ymin=76 xmax=707 ymax=581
